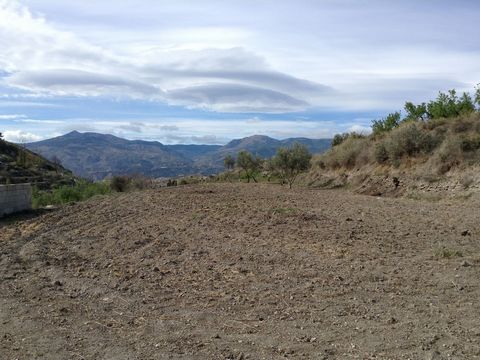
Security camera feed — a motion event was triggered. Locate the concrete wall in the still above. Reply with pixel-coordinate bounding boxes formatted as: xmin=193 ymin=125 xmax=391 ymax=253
xmin=0 ymin=184 xmax=32 ymax=217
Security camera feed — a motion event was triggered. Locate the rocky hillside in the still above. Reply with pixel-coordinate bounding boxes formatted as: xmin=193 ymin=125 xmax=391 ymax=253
xmin=0 ymin=138 xmax=75 ymax=188
xmin=27 ymin=132 xmax=331 ymax=180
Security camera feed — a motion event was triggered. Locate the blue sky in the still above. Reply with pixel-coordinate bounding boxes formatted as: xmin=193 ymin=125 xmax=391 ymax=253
xmin=0 ymin=0 xmax=479 ymax=144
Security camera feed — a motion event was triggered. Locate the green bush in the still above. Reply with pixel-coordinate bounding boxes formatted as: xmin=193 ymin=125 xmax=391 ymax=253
xmin=32 ymin=180 xmax=111 ymax=208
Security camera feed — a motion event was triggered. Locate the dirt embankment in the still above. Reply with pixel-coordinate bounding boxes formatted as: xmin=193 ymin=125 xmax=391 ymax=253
xmin=1 ymin=183 xmax=480 ymax=359
xmin=305 ymin=165 xmax=480 ymax=200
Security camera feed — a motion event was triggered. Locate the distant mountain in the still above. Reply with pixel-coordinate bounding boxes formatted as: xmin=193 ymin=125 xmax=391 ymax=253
xmin=26 ymin=131 xmax=331 ymax=180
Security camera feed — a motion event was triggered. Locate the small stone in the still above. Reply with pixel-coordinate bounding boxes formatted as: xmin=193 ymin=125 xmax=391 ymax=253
xmin=387 ymin=317 xmax=397 ymax=324
xmin=53 ymin=280 xmax=63 ymax=287
xmin=425 ymin=350 xmax=441 ymax=360
xmin=461 ymin=260 xmax=472 ymax=267
xmin=461 ymin=230 xmax=471 ymax=236
xmin=153 ymin=266 xmax=160 ymax=272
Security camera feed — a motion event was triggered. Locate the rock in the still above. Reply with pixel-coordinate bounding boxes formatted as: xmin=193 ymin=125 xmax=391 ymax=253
xmin=425 ymin=350 xmax=442 ymax=360
xmin=461 ymin=260 xmax=472 ymax=267
xmin=461 ymin=230 xmax=471 ymax=236
xmin=386 ymin=317 xmax=397 ymax=324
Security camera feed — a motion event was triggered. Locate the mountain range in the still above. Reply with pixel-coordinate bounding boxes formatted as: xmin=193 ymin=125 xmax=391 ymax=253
xmin=26 ymin=131 xmax=331 ymax=180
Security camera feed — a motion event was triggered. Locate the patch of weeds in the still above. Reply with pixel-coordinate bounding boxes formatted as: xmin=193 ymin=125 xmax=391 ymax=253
xmin=453 ymin=192 xmax=474 ymax=201
xmin=422 ymin=173 xmax=444 ymax=183
xmin=191 ymin=212 xmax=201 ymax=220
xmin=406 ymin=192 xmax=442 ymax=202
xmin=269 ymin=207 xmax=299 ymax=215
xmin=435 ymin=248 xmax=463 ymax=259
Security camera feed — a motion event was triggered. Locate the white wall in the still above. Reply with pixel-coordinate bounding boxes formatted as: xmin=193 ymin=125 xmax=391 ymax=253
xmin=0 ymin=184 xmax=32 ymax=217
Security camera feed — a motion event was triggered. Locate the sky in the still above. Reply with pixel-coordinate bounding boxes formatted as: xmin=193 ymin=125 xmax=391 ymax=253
xmin=0 ymin=0 xmax=479 ymax=144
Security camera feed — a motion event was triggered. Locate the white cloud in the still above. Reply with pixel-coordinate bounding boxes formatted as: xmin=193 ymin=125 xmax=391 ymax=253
xmin=0 ymin=1 xmax=332 ymax=113
xmin=3 ymin=129 xmax=42 ymax=142
xmin=0 ymin=113 xmax=26 ymax=119
xmin=15 ymin=118 xmax=64 ymax=124
xmin=347 ymin=125 xmax=372 ymax=135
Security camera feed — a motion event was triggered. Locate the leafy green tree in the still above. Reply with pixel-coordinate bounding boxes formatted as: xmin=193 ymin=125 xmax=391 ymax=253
xmin=223 ymin=154 xmax=235 ymax=170
xmin=371 ymin=111 xmax=401 ymax=135
xmin=236 ymin=151 xmax=262 ymax=183
xmin=427 ymin=89 xmax=476 ymax=119
xmin=404 ymin=102 xmax=427 ymax=121
xmin=457 ymin=92 xmax=475 ymax=115
xmin=272 ymin=143 xmax=312 ymax=188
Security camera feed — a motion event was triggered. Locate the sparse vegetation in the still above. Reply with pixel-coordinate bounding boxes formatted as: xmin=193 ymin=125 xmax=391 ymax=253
xmin=435 ymin=248 xmax=463 ymax=259
xmin=313 ymin=87 xmax=480 ymax=175
xmin=32 ymin=180 xmax=111 ymax=208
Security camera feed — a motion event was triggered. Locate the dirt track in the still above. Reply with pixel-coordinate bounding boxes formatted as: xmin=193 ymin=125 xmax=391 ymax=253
xmin=1 ymin=183 xmax=480 ymax=359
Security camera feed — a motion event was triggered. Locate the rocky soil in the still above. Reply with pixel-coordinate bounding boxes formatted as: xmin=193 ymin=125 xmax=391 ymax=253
xmin=1 ymin=183 xmax=480 ymax=359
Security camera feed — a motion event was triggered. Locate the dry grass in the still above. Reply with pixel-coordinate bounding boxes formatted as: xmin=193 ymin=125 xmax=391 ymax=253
xmin=313 ymin=113 xmax=480 ymax=176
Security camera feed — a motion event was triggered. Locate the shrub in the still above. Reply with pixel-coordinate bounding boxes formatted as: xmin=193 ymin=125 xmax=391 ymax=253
xmin=459 ymin=134 xmax=480 ymax=152
xmin=374 ymin=142 xmax=389 ymax=163
xmin=110 ymin=176 xmax=130 ymax=192
xmin=322 ymin=136 xmax=368 ymax=169
xmin=332 ymin=133 xmax=349 ymax=147
xmin=385 ymin=123 xmax=437 ymax=160
xmin=434 ymin=135 xmax=463 ymax=174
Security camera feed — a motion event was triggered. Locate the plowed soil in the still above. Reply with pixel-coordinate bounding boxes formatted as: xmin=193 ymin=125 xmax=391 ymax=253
xmin=1 ymin=183 xmax=480 ymax=359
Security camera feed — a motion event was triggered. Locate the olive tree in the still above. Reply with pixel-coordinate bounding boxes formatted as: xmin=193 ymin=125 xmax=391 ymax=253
xmin=223 ymin=154 xmax=235 ymax=170
xmin=236 ymin=151 xmax=261 ymax=183
xmin=272 ymin=143 xmax=312 ymax=189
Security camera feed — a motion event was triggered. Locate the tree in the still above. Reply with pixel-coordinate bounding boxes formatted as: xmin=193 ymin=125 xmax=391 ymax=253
xmin=51 ymin=155 xmax=62 ymax=173
xmin=272 ymin=143 xmax=312 ymax=189
xmin=475 ymin=85 xmax=480 ymax=108
xmin=0 ymin=132 xmax=3 ymax=140
xmin=457 ymin=92 xmax=475 ymax=115
xmin=236 ymin=151 xmax=261 ymax=183
xmin=404 ymin=102 xmax=427 ymax=121
xmin=223 ymin=154 xmax=235 ymax=170
xmin=372 ymin=112 xmax=401 ymax=135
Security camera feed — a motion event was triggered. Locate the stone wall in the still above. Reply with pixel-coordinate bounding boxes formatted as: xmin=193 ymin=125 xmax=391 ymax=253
xmin=0 ymin=184 xmax=32 ymax=217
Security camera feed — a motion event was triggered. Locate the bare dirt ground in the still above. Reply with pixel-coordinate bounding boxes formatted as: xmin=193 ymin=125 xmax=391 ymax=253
xmin=1 ymin=183 xmax=480 ymax=359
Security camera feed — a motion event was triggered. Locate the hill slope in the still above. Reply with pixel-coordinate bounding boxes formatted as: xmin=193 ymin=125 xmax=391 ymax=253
xmin=27 ymin=132 xmax=331 ymax=179
xmin=0 ymin=138 xmax=75 ymax=188
xmin=307 ymin=113 xmax=480 ymax=197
